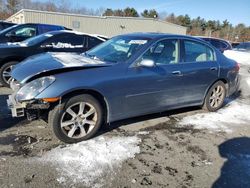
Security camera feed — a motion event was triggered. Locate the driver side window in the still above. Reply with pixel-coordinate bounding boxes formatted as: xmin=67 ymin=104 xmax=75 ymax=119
xmin=142 ymin=39 xmax=179 ymax=65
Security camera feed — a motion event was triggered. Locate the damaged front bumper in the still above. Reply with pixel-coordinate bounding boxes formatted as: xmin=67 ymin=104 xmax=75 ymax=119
xmin=7 ymin=80 xmax=25 ymax=117
xmin=7 ymin=81 xmax=50 ymax=120
xmin=7 ymin=94 xmax=26 ymax=117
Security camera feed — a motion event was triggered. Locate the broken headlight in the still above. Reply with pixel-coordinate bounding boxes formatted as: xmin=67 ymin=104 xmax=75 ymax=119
xmin=16 ymin=76 xmax=56 ymax=101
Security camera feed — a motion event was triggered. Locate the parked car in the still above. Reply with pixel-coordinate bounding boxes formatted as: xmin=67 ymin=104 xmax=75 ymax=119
xmin=92 ymin=34 xmax=109 ymax=40
xmin=0 ymin=30 xmax=106 ymax=87
xmin=8 ymin=33 xmax=240 ymax=143
xmin=233 ymin=42 xmax=250 ymax=52
xmin=198 ymin=37 xmax=232 ymax=53
xmin=0 ymin=23 xmax=66 ymax=44
xmin=0 ymin=21 xmax=16 ymax=31
xmin=231 ymin=42 xmax=240 ymax=48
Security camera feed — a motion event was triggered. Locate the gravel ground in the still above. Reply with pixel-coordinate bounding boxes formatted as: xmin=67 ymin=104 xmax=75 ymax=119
xmin=0 ymin=85 xmax=250 ymax=188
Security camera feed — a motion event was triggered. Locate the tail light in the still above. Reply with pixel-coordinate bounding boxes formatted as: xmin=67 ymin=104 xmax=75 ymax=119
xmin=234 ymin=62 xmax=240 ymax=72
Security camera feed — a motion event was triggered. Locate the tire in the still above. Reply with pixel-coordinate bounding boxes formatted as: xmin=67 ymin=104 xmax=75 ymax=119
xmin=48 ymin=94 xmax=103 ymax=143
xmin=0 ymin=61 xmax=18 ymax=87
xmin=203 ymin=81 xmax=226 ymax=112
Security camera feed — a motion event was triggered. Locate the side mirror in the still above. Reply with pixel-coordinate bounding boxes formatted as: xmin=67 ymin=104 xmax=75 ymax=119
xmin=139 ymin=59 xmax=156 ymax=68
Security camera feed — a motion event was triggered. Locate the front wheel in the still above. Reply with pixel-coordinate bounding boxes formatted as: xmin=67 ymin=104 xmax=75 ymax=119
xmin=0 ymin=61 xmax=18 ymax=87
xmin=48 ymin=94 xmax=103 ymax=143
xmin=203 ymin=81 xmax=226 ymax=112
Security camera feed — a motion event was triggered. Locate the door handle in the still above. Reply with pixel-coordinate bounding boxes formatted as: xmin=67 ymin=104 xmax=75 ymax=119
xmin=172 ymin=71 xmax=183 ymax=76
xmin=210 ymin=67 xmax=218 ymax=71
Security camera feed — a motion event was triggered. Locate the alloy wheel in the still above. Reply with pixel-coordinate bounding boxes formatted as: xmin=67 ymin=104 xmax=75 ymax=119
xmin=2 ymin=65 xmax=13 ymax=84
xmin=60 ymin=102 xmax=97 ymax=139
xmin=209 ymin=85 xmax=224 ymax=108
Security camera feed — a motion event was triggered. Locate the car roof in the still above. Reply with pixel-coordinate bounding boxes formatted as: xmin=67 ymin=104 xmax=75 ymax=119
xmin=19 ymin=23 xmax=64 ymax=27
xmin=197 ymin=36 xmax=230 ymax=43
xmin=44 ymin=30 xmax=107 ymax=41
xmin=116 ymin=32 xmax=207 ymax=43
xmin=0 ymin=21 xmax=16 ymax=24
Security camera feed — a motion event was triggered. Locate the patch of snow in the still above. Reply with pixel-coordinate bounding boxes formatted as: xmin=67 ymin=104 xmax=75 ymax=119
xmin=137 ymin=131 xmax=150 ymax=135
xmin=179 ymin=98 xmax=250 ymax=132
xmin=51 ymin=52 xmax=105 ymax=67
xmin=46 ymin=42 xmax=84 ymax=49
xmin=61 ymin=30 xmax=106 ymax=41
xmin=179 ymin=64 xmax=250 ymax=132
xmin=38 ymin=135 xmax=140 ymax=187
xmin=44 ymin=33 xmax=53 ymax=37
xmin=6 ymin=42 xmax=28 ymax=47
xmin=240 ymin=74 xmax=250 ymax=97
xmin=56 ymin=177 xmax=66 ymax=184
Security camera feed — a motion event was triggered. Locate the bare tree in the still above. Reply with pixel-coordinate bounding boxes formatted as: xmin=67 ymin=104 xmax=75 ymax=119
xmin=6 ymin=0 xmax=20 ymax=14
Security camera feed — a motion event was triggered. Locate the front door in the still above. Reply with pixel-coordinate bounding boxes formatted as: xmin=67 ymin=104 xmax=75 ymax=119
xmin=124 ymin=39 xmax=185 ymax=116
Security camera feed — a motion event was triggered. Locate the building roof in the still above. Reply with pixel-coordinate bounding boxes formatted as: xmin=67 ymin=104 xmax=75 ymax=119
xmin=7 ymin=9 xmax=186 ymax=30
xmin=6 ymin=9 xmax=187 ymax=37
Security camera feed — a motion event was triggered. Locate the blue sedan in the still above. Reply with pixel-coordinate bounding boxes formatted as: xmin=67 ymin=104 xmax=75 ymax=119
xmin=8 ymin=33 xmax=240 ymax=143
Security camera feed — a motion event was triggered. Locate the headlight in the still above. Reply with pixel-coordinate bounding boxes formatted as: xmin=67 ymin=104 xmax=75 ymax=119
xmin=16 ymin=76 xmax=56 ymax=101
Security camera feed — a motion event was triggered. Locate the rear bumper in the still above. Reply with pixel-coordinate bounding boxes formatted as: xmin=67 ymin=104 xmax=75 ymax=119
xmin=228 ymin=74 xmax=241 ymax=96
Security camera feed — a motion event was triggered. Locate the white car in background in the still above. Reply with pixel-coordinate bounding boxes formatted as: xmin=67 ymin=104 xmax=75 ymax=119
xmin=224 ymin=49 xmax=250 ymax=66
xmin=224 ymin=49 xmax=250 ymax=96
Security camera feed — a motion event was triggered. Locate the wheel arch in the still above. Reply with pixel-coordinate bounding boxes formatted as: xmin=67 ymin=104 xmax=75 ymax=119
xmin=60 ymin=89 xmax=110 ymax=123
xmin=203 ymin=78 xmax=229 ymax=104
xmin=0 ymin=56 xmax=24 ymax=68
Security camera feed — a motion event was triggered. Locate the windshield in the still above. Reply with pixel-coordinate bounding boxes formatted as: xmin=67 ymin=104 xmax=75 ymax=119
xmin=84 ymin=36 xmax=150 ymax=63
xmin=0 ymin=24 xmax=18 ymax=35
xmin=20 ymin=33 xmax=54 ymax=46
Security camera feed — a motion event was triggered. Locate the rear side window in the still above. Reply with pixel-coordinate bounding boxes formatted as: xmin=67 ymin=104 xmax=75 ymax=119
xmin=87 ymin=36 xmax=103 ymax=49
xmin=42 ymin=34 xmax=84 ymax=48
xmin=210 ymin=40 xmax=221 ymax=49
xmin=183 ymin=40 xmax=215 ymax=62
xmin=210 ymin=39 xmax=228 ymax=50
xmin=38 ymin=25 xmax=63 ymax=34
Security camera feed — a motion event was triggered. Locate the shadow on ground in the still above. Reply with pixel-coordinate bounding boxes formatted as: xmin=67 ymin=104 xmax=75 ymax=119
xmin=213 ymin=137 xmax=250 ymax=188
xmin=97 ymin=105 xmax=201 ymax=137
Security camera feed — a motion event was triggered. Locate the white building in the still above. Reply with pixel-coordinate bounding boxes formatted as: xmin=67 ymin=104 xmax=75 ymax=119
xmin=6 ymin=9 xmax=187 ymax=37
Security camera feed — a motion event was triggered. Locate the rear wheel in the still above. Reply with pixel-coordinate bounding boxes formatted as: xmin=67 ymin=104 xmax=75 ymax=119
xmin=203 ymin=81 xmax=226 ymax=112
xmin=0 ymin=61 xmax=18 ymax=87
xmin=48 ymin=94 xmax=103 ymax=143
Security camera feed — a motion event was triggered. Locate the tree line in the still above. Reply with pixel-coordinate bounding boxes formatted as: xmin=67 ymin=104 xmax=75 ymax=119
xmin=0 ymin=0 xmax=249 ymax=42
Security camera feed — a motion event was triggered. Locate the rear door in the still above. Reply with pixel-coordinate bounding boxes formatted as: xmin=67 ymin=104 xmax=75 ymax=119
xmin=176 ymin=39 xmax=219 ymax=104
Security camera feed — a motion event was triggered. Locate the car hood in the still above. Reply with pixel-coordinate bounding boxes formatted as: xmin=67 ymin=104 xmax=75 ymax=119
xmin=12 ymin=52 xmax=110 ymax=83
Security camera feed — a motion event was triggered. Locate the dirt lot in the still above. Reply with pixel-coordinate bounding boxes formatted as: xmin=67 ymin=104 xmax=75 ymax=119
xmin=0 ymin=80 xmax=250 ymax=188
